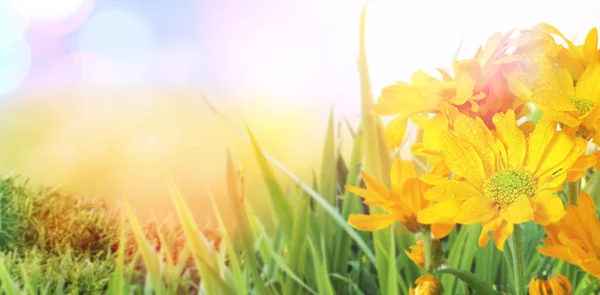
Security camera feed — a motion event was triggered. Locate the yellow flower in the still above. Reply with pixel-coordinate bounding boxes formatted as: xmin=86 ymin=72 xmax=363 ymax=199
xmin=417 ymin=110 xmax=593 ymax=250
xmin=529 ymin=274 xmax=572 ymax=295
xmin=510 ymin=57 xmax=600 ymax=142
xmin=405 ymin=240 xmax=425 ymax=269
xmin=373 ymin=30 xmax=529 ymax=149
xmin=346 ymin=161 xmax=454 ymax=238
xmin=522 ymin=23 xmax=599 ymax=81
xmin=409 ymin=275 xmax=443 ymax=295
xmin=538 ymin=192 xmax=600 ymax=279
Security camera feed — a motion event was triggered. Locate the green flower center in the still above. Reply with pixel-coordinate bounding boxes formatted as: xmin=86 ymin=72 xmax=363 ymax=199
xmin=483 ymin=169 xmax=536 ymax=205
xmin=572 ymin=98 xmax=596 ymax=115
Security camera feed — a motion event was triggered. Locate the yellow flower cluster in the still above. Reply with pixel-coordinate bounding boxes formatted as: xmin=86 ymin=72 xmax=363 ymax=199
xmin=347 ymin=23 xmax=600 ymax=283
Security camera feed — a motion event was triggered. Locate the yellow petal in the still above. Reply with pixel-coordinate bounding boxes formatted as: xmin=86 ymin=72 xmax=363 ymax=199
xmin=431 ymin=223 xmax=454 ymax=239
xmin=565 ymin=154 xmax=597 ymax=182
xmin=454 ymin=194 xmax=496 ymax=224
xmin=424 ymin=180 xmax=483 ymax=201
xmin=492 ymin=110 xmax=526 ymax=169
xmin=538 ymin=136 xmax=588 ymax=190
xmin=478 ymin=216 xmax=503 ymax=247
xmin=348 ymin=214 xmax=396 ymax=231
xmin=417 ymin=201 xmax=462 ymax=224
xmin=401 ymin=178 xmax=428 ymax=213
xmin=345 ymin=185 xmax=389 ymax=207
xmin=385 ymin=116 xmax=409 ymax=149
xmin=361 ymin=171 xmax=390 ymax=200
xmin=533 ymin=192 xmax=566 ymax=225
xmin=492 ymin=221 xmax=514 ymax=251
xmin=501 ymin=196 xmax=534 ymax=224
xmin=525 ymin=119 xmax=558 ymax=172
xmin=575 ymin=65 xmax=600 ymax=102
xmin=584 ymin=28 xmax=598 ymax=65
xmin=391 ymin=160 xmax=418 ymax=194
xmin=440 ymin=131 xmax=486 ymax=188
xmin=453 ymin=114 xmax=496 ymax=177
xmin=373 ymin=83 xmax=429 ymax=116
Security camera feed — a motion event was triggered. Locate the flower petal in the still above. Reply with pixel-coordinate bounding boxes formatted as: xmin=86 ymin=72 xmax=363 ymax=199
xmin=348 ymin=214 xmax=396 ymax=231
xmin=525 ymin=119 xmax=558 ymax=172
xmin=502 ymin=196 xmax=534 ymax=224
xmin=453 ymin=114 xmax=497 ymax=177
xmin=533 ymin=192 xmax=566 ymax=225
xmin=431 ymin=223 xmax=454 ymax=239
xmin=417 ymin=200 xmax=461 ymax=224
xmin=391 ymin=160 xmax=418 ymax=194
xmin=424 ymin=180 xmax=483 ymax=201
xmin=454 ymin=194 xmax=496 ymax=224
xmin=493 ymin=110 xmax=526 ymax=169
xmin=441 ymin=131 xmax=486 ymax=188
xmin=385 ymin=116 xmax=409 ymax=149
xmin=492 ymin=221 xmax=514 ymax=251
xmin=584 ymin=28 xmax=598 ymax=65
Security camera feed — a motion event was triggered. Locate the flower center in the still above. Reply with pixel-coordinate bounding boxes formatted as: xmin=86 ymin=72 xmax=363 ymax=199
xmin=572 ymin=98 xmax=596 ymax=115
xmin=483 ymin=169 xmax=536 ymax=205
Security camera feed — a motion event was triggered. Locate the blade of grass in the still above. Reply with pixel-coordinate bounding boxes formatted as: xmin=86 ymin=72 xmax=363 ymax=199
xmin=247 ymin=128 xmax=294 ymax=236
xmin=166 ymin=177 xmax=231 ymax=294
xmin=283 ymin=188 xmax=311 ymax=295
xmin=318 ymin=108 xmax=337 ymax=270
xmin=307 ymin=238 xmax=335 ymax=295
xmin=108 ymin=212 xmax=127 ymax=295
xmin=209 ymin=193 xmax=248 ymax=295
xmin=123 ymin=203 xmax=163 ymax=294
xmin=226 ymin=151 xmax=270 ymax=295
xmin=247 ymin=126 xmax=376 ymax=264
xmin=332 ymin=126 xmax=364 ymax=288
xmin=0 ymin=256 xmax=20 ymax=295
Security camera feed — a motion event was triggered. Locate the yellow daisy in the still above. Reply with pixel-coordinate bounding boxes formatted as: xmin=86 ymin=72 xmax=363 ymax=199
xmin=510 ymin=57 xmax=600 ymax=142
xmin=538 ymin=192 xmax=600 ymax=279
xmin=346 ymin=161 xmax=454 ymax=238
xmin=529 ymin=274 xmax=572 ymax=295
xmin=524 ymin=23 xmax=599 ymax=81
xmin=373 ymin=29 xmax=529 ymax=149
xmin=417 ymin=110 xmax=593 ymax=250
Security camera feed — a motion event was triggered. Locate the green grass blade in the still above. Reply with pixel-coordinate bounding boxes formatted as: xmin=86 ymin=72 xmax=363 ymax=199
xmin=332 ymin=127 xmax=364 ymax=284
xmin=166 ymin=177 xmax=230 ymax=294
xmin=307 ymin=238 xmax=335 ymax=295
xmin=209 ymin=193 xmax=248 ymax=295
xmin=317 ymin=108 xmax=337 ymax=269
xmin=283 ymin=188 xmax=311 ymax=295
xmin=438 ymin=267 xmax=502 ymax=295
xmin=247 ymin=127 xmax=294 ymax=236
xmin=123 ymin=203 xmax=163 ymax=294
xmin=0 ymin=256 xmax=20 ymax=295
xmin=226 ymin=151 xmax=270 ymax=295
xmin=108 ymin=212 xmax=127 ymax=295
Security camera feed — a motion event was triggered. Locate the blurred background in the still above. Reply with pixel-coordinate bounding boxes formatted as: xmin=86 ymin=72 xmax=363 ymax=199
xmin=0 ymin=0 xmax=598 ymax=225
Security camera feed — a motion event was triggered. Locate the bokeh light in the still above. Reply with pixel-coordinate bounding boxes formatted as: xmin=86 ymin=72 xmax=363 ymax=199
xmin=0 ymin=0 xmax=30 ymax=49
xmin=76 ymin=7 xmax=156 ymax=85
xmin=0 ymin=40 xmax=31 ymax=97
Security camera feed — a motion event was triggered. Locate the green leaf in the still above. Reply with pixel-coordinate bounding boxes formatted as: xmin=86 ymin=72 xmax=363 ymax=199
xmin=438 ymin=267 xmax=502 ymax=295
xmin=166 ymin=178 xmax=231 ymax=294
xmin=0 ymin=256 xmax=20 ymax=295
xmin=247 ymin=127 xmax=294 ymax=236
xmin=123 ymin=203 xmax=164 ymax=294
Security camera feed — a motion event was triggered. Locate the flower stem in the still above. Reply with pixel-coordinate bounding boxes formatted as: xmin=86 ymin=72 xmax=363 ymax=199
xmin=510 ymin=225 xmax=526 ymax=295
xmin=568 ymin=180 xmax=581 ymax=205
xmin=417 ymin=230 xmax=434 ymax=273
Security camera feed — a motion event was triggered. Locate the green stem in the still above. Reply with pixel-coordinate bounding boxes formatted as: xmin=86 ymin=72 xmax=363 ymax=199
xmin=417 ymin=230 xmax=434 ymax=274
xmin=510 ymin=225 xmax=526 ymax=295
xmin=568 ymin=180 xmax=581 ymax=205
